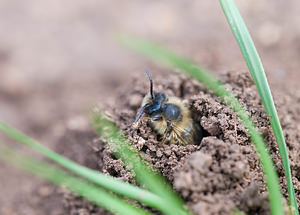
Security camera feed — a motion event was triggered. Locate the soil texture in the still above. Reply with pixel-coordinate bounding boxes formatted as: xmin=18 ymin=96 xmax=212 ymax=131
xmin=1 ymin=1 xmax=300 ymax=214
xmin=59 ymin=71 xmax=299 ymax=215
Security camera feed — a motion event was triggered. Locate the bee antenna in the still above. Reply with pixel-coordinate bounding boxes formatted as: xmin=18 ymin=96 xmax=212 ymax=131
xmin=145 ymin=68 xmax=154 ymax=99
xmin=134 ymin=104 xmax=148 ymax=123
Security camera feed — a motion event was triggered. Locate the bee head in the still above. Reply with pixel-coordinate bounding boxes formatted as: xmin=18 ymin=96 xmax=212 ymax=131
xmin=134 ymin=69 xmax=167 ymax=123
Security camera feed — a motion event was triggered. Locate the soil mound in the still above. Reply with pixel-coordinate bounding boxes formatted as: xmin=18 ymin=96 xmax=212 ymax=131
xmin=59 ymin=70 xmax=300 ymax=215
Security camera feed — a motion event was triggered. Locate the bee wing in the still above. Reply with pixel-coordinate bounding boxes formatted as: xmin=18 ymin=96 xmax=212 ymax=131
xmin=172 ymin=125 xmax=193 ymax=145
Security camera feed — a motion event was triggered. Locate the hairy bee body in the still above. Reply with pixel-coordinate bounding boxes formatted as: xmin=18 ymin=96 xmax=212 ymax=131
xmin=141 ymin=93 xmax=201 ymax=145
xmin=134 ymin=69 xmax=202 ymax=145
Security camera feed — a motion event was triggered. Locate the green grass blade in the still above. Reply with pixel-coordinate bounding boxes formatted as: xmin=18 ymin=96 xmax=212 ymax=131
xmin=233 ymin=210 xmax=245 ymax=215
xmin=219 ymin=0 xmax=298 ymax=213
xmin=0 ymin=121 xmax=164 ymax=211
xmin=117 ymin=35 xmax=285 ymax=215
xmin=0 ymin=143 xmax=152 ymax=215
xmin=92 ymin=112 xmax=191 ymax=215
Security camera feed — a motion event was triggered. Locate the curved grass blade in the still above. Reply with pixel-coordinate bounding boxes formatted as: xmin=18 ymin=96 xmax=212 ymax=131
xmin=117 ymin=35 xmax=285 ymax=215
xmin=219 ymin=0 xmax=298 ymax=214
xmin=91 ymin=111 xmax=191 ymax=215
xmin=0 ymin=121 xmax=164 ymax=212
xmin=0 ymin=143 xmax=152 ymax=215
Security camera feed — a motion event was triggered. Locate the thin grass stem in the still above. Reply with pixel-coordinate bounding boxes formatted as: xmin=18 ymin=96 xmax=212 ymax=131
xmin=0 ymin=121 xmax=165 ymax=212
xmin=91 ymin=112 xmax=191 ymax=215
xmin=0 ymin=143 xmax=152 ymax=215
xmin=219 ymin=1 xmax=298 ymax=213
xmin=117 ymin=35 xmax=285 ymax=215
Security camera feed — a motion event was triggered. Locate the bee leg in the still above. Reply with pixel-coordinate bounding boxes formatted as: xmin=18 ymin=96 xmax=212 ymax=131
xmin=162 ymin=122 xmax=173 ymax=144
xmin=166 ymin=129 xmax=172 ymax=137
xmin=161 ymin=137 xmax=168 ymax=145
xmin=160 ymin=127 xmax=170 ymax=145
xmin=166 ymin=120 xmax=173 ymax=137
xmin=161 ymin=131 xmax=169 ymax=144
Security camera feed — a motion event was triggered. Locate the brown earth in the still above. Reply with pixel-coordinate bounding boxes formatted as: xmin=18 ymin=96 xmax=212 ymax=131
xmin=56 ymin=71 xmax=299 ymax=215
xmin=1 ymin=1 xmax=300 ymax=215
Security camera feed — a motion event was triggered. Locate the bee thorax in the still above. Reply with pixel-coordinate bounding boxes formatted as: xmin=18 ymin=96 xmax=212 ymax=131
xmin=162 ymin=104 xmax=182 ymax=121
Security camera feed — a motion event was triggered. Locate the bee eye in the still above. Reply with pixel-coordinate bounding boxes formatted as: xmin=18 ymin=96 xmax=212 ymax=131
xmin=152 ymin=116 xmax=162 ymax=121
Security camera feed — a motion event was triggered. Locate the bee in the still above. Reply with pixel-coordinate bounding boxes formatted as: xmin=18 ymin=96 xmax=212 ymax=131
xmin=134 ymin=69 xmax=202 ymax=145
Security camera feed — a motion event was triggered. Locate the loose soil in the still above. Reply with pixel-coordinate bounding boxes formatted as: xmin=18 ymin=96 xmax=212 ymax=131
xmin=56 ymin=70 xmax=299 ymax=215
xmin=1 ymin=2 xmax=300 ymax=214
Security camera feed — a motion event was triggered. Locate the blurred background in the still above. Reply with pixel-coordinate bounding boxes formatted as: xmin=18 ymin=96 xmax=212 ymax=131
xmin=0 ymin=1 xmax=300 ymax=214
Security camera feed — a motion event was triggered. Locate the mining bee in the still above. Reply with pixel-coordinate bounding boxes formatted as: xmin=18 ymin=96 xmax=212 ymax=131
xmin=134 ymin=69 xmax=202 ymax=145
